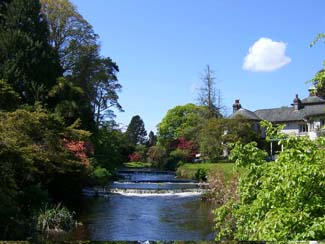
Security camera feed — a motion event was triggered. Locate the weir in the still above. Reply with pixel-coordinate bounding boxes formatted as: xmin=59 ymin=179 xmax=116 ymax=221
xmin=83 ymin=169 xmax=209 ymax=197
xmin=76 ymin=169 xmax=215 ymax=240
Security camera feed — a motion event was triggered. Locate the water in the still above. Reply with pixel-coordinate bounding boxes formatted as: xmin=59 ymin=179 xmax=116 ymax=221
xmin=70 ymin=170 xmax=215 ymax=241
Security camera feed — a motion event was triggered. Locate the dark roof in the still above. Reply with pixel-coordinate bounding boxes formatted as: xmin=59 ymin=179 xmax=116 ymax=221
xmin=255 ymin=104 xmax=325 ymax=122
xmin=229 ymin=108 xmax=262 ymax=121
xmin=301 ymin=95 xmax=325 ymax=105
xmin=255 ymin=107 xmax=304 ymax=122
xmin=229 ymin=95 xmax=325 ymax=123
xmin=303 ymin=104 xmax=325 ymax=118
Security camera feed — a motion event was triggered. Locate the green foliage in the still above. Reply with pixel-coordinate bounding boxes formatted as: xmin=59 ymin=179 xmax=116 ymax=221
xmin=0 ymin=109 xmax=90 ymax=238
xmin=36 ymin=204 xmax=76 ymax=233
xmin=214 ymin=121 xmax=325 ymax=241
xmin=310 ymin=33 xmax=325 ymax=98
xmin=176 ymin=162 xmax=240 ymax=180
xmin=199 ymin=117 xmax=260 ymax=162
xmin=40 ymin=0 xmax=122 ymax=131
xmin=157 ymin=103 xmax=207 ymax=148
xmin=0 ymin=0 xmax=61 ymax=105
xmin=195 ymin=168 xmax=208 ymax=182
xmin=126 ymin=115 xmax=147 ymax=145
xmin=40 ymin=0 xmax=97 ymax=73
xmin=170 ymin=148 xmax=188 ymax=162
xmin=92 ymin=166 xmax=111 ymax=185
xmin=147 ymin=131 xmax=157 ymax=147
xmin=199 ymin=118 xmax=224 ymax=161
xmin=146 ymin=145 xmax=167 ymax=165
xmin=123 ymin=161 xmax=152 ymax=168
xmin=93 ymin=122 xmax=131 ymax=170
xmin=0 ymin=79 xmax=21 ymax=111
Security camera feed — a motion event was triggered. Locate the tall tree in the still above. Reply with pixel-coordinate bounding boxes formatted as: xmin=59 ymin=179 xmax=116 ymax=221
xmin=40 ymin=0 xmax=123 ymax=130
xmin=126 ymin=115 xmax=147 ymax=145
xmin=0 ymin=0 xmax=61 ymax=105
xmin=147 ymin=131 xmax=157 ymax=147
xmin=197 ymin=65 xmax=223 ymax=118
xmin=92 ymin=57 xmax=123 ymax=128
xmin=40 ymin=0 xmax=98 ymax=74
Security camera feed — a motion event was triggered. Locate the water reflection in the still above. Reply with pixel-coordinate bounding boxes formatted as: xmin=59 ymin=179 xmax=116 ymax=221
xmin=71 ymin=194 xmax=215 ymax=241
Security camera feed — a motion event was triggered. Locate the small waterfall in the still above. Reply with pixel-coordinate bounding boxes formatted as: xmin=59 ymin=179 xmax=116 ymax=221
xmin=83 ymin=169 xmax=210 ymax=197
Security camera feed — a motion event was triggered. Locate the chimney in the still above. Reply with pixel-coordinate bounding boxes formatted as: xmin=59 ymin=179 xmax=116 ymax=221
xmin=293 ymin=94 xmax=302 ymax=111
xmin=308 ymin=86 xmax=317 ymax=96
xmin=233 ymin=99 xmax=241 ymax=113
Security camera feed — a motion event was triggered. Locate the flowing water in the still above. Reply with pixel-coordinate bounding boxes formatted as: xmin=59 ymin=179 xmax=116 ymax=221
xmin=69 ymin=170 xmax=215 ymax=241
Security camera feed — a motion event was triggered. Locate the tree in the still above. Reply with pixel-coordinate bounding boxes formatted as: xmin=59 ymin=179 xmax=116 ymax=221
xmin=126 ymin=115 xmax=147 ymax=145
xmin=199 ymin=118 xmax=225 ymax=161
xmin=310 ymin=33 xmax=325 ymax=98
xmin=40 ymin=0 xmax=123 ymax=130
xmin=146 ymin=145 xmax=166 ymax=165
xmin=199 ymin=117 xmax=260 ymax=162
xmin=147 ymin=131 xmax=157 ymax=147
xmin=0 ymin=0 xmax=61 ymax=105
xmin=92 ymin=57 xmax=123 ymax=128
xmin=214 ymin=121 xmax=325 ymax=241
xmin=197 ymin=65 xmax=223 ymax=118
xmin=40 ymin=0 xmax=97 ymax=73
xmin=157 ymin=103 xmax=208 ymax=148
xmin=93 ymin=122 xmax=131 ymax=170
xmin=0 ymin=79 xmax=21 ymax=111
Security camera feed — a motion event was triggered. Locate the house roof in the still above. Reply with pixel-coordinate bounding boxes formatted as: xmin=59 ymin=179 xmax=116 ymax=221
xmin=255 ymin=103 xmax=325 ymax=122
xmin=301 ymin=95 xmax=325 ymax=105
xmin=229 ymin=108 xmax=262 ymax=121
xmin=255 ymin=107 xmax=304 ymax=122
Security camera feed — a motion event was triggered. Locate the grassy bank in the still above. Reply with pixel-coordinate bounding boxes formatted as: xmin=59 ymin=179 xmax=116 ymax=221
xmin=176 ymin=162 xmax=244 ymax=180
xmin=123 ymin=161 xmax=153 ymax=168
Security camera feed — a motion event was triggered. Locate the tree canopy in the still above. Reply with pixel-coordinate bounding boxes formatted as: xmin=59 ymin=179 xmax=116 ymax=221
xmin=126 ymin=115 xmax=147 ymax=145
xmin=0 ymin=0 xmax=61 ymax=105
xmin=157 ymin=103 xmax=208 ymax=148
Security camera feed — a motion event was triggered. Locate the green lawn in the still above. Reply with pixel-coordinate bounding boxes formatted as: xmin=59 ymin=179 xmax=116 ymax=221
xmin=176 ymin=162 xmax=245 ymax=180
xmin=123 ymin=161 xmax=153 ymax=168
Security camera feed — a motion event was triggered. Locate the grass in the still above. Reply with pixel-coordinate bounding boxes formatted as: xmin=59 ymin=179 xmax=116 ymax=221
xmin=123 ymin=161 xmax=153 ymax=168
xmin=176 ymin=161 xmax=245 ymax=180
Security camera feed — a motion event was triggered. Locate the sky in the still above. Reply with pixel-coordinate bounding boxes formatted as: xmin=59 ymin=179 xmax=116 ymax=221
xmin=71 ymin=0 xmax=325 ymax=133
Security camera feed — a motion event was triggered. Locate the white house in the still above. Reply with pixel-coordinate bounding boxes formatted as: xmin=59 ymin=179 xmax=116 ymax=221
xmin=229 ymin=88 xmax=325 ymax=140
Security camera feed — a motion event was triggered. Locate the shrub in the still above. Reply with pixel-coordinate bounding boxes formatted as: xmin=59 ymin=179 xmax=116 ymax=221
xmin=128 ymin=152 xmax=142 ymax=162
xmin=195 ymin=168 xmax=208 ymax=182
xmin=214 ymin=121 xmax=325 ymax=241
xmin=92 ymin=166 xmax=111 ymax=185
xmin=36 ymin=204 xmax=76 ymax=233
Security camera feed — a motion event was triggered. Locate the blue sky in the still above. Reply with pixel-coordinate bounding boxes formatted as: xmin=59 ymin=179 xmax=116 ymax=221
xmin=71 ymin=0 xmax=325 ymax=133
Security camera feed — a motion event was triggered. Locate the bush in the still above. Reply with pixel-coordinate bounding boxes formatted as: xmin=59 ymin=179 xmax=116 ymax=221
xmin=146 ymin=145 xmax=166 ymax=165
xmin=194 ymin=168 xmax=208 ymax=182
xmin=214 ymin=122 xmax=325 ymax=241
xmin=36 ymin=204 xmax=76 ymax=233
xmin=128 ymin=152 xmax=142 ymax=162
xmin=92 ymin=166 xmax=111 ymax=185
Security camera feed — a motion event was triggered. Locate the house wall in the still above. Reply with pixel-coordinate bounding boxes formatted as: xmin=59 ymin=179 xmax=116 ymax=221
xmin=280 ymin=117 xmax=325 ymax=140
xmin=281 ymin=122 xmax=300 ymax=136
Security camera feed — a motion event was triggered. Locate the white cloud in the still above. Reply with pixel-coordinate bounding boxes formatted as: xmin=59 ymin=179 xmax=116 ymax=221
xmin=243 ymin=37 xmax=291 ymax=72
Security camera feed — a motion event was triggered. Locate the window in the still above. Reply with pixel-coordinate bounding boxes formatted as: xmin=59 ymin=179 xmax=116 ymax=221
xmin=321 ymin=119 xmax=325 ymax=127
xmin=299 ymin=124 xmax=308 ymax=133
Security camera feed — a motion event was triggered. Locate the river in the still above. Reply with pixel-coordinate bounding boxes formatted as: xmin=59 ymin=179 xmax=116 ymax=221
xmin=69 ymin=170 xmax=215 ymax=241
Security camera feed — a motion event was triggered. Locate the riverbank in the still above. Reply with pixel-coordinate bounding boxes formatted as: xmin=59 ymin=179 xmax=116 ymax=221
xmin=123 ymin=161 xmax=153 ymax=168
xmin=176 ymin=162 xmax=244 ymax=180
